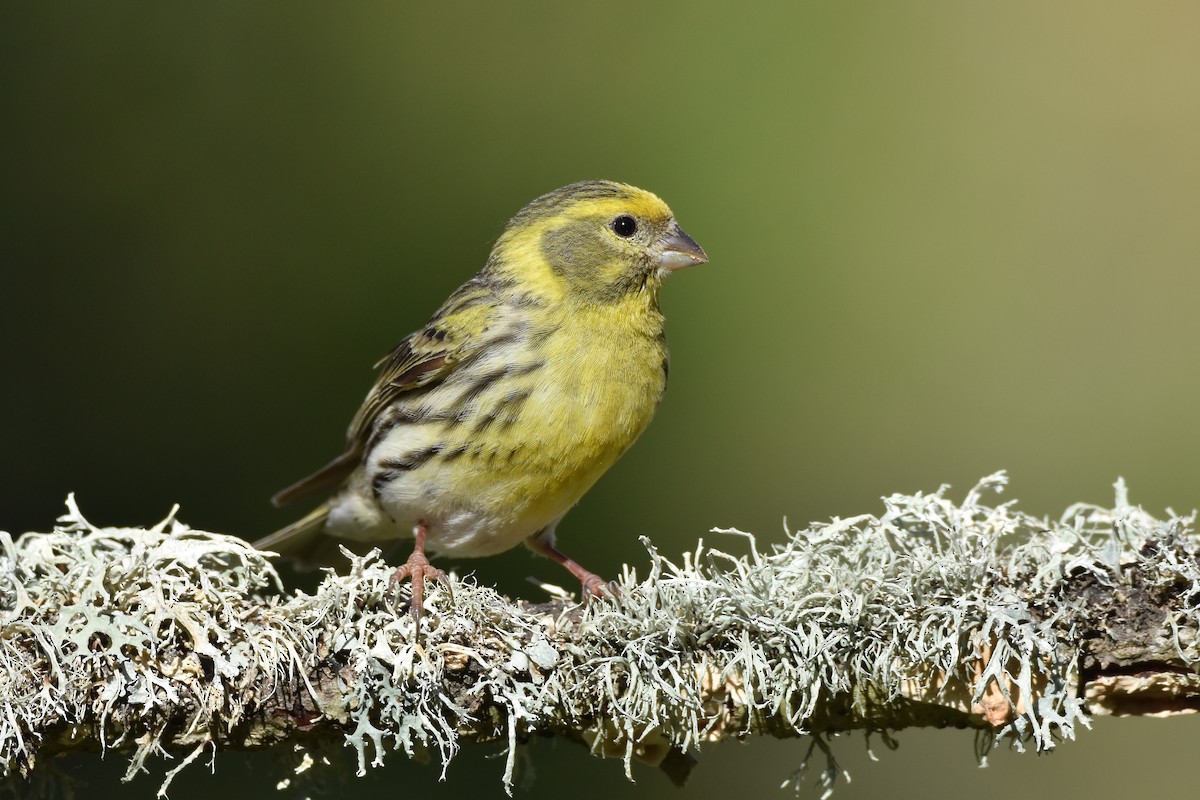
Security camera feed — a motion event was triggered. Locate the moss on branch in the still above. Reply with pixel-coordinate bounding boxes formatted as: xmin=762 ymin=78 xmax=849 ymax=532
xmin=2 ymin=474 xmax=1198 ymax=796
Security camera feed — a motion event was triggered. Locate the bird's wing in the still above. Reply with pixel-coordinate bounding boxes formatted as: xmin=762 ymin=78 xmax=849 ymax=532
xmin=271 ymin=280 xmax=495 ymax=508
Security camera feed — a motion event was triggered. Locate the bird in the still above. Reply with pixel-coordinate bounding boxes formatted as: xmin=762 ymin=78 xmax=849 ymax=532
xmin=256 ymin=180 xmax=707 ymax=619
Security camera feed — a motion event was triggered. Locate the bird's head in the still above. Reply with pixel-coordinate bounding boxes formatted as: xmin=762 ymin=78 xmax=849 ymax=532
xmin=492 ymin=180 xmax=707 ymax=306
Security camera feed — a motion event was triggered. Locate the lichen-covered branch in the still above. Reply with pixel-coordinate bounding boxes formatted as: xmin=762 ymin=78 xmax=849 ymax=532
xmin=2 ymin=473 xmax=1198 ymax=796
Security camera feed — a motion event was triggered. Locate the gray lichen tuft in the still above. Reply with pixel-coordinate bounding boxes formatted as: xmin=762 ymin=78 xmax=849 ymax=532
xmin=1 ymin=474 xmax=1199 ymax=796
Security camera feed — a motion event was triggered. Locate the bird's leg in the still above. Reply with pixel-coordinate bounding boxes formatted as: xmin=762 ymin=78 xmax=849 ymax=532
xmin=389 ymin=522 xmax=450 ymax=622
xmin=526 ymin=528 xmax=613 ymax=599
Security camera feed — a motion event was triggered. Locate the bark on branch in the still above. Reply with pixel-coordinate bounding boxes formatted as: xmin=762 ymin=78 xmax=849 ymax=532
xmin=2 ymin=473 xmax=1198 ymax=795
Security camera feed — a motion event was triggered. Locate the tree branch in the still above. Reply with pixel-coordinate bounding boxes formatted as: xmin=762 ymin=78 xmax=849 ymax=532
xmin=2 ymin=473 xmax=1198 ymax=795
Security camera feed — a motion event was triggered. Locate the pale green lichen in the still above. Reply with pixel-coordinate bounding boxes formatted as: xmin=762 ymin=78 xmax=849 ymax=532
xmin=0 ymin=498 xmax=286 ymax=786
xmin=1 ymin=474 xmax=1198 ymax=797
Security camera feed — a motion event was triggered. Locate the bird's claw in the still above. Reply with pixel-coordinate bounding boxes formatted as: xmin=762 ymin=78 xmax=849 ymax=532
xmin=580 ymin=573 xmax=619 ymax=601
xmin=389 ymin=552 xmax=451 ymax=623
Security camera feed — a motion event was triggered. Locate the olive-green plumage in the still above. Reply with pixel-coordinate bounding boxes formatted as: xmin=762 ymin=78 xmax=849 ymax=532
xmin=257 ymin=181 xmax=707 ymax=605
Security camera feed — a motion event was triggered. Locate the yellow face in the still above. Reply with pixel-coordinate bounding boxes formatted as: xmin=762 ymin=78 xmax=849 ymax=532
xmin=497 ymin=181 xmax=707 ymax=304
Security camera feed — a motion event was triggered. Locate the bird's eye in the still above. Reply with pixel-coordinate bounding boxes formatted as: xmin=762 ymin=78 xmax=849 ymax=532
xmin=611 ymin=215 xmax=638 ymax=238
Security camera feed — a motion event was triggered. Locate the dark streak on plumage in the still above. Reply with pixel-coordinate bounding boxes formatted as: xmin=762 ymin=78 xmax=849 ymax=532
xmin=471 ymin=387 xmax=533 ymax=435
xmin=509 ymin=359 xmax=543 ymax=378
xmin=476 ymin=329 xmax=522 ymax=353
xmin=440 ymin=444 xmax=469 ymax=462
xmin=429 ymin=271 xmax=514 ymax=321
xmin=459 ymin=364 xmax=511 ymax=407
xmin=378 ymin=444 xmax=444 ymax=473
xmin=508 ymin=181 xmax=627 ymax=229
xmin=364 ymin=387 xmax=441 ymax=451
xmin=469 ymin=264 xmax=519 ymax=295
xmin=371 ymin=443 xmax=444 ymax=500
xmin=498 ymin=390 xmax=532 ymax=430
xmin=472 ymin=411 xmax=498 ymax=436
xmin=525 ymin=325 xmax=555 ymax=346
xmin=371 ymin=471 xmax=391 ymax=500
xmin=366 ymin=345 xmax=544 ymax=450
xmin=508 ymin=290 xmax=549 ymax=310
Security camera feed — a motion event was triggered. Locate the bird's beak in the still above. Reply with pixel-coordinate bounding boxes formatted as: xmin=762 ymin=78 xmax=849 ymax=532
xmin=656 ymin=224 xmax=708 ymax=272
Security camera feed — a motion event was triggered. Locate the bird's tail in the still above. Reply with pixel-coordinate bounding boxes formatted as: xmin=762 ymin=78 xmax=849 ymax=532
xmin=255 ymin=504 xmax=379 ymax=569
xmin=255 ymin=504 xmax=334 ymax=564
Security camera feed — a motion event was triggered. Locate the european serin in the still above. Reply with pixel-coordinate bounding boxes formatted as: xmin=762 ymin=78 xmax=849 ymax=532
xmin=256 ymin=181 xmax=707 ymax=617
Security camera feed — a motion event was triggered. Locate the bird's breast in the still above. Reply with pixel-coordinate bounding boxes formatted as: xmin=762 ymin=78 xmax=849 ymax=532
xmin=348 ymin=303 xmax=668 ymax=556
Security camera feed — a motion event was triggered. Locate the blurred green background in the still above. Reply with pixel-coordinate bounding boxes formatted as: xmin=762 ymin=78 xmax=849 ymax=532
xmin=3 ymin=2 xmax=1199 ymax=798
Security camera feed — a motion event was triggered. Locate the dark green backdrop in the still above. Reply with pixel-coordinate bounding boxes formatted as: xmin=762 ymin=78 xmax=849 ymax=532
xmin=4 ymin=3 xmax=1198 ymax=798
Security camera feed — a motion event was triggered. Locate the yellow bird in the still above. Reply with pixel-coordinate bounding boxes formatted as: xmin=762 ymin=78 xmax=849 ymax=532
xmin=257 ymin=181 xmax=707 ymax=617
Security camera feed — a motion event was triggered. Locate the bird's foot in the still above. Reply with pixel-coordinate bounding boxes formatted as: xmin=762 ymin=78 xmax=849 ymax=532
xmin=525 ymin=531 xmax=618 ymax=603
xmin=389 ymin=550 xmax=451 ymax=623
xmin=579 ymin=571 xmax=618 ymax=601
